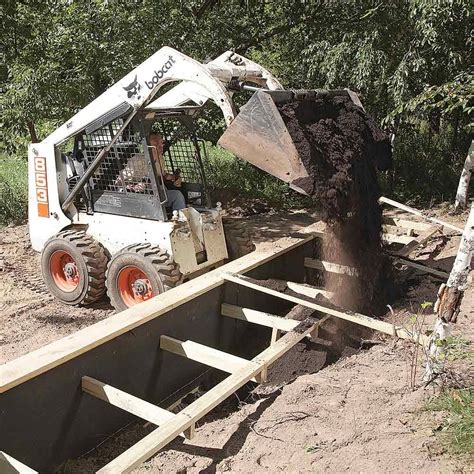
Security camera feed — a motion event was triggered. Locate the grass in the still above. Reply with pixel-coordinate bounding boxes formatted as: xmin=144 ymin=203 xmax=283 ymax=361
xmin=204 ymin=144 xmax=312 ymax=209
xmin=427 ymin=388 xmax=474 ymax=457
xmin=0 ymin=155 xmax=28 ymax=225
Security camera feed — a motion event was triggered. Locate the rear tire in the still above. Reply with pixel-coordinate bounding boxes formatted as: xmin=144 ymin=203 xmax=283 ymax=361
xmin=223 ymin=218 xmax=255 ymax=260
xmin=41 ymin=230 xmax=108 ymax=305
xmin=106 ymin=244 xmax=182 ymax=312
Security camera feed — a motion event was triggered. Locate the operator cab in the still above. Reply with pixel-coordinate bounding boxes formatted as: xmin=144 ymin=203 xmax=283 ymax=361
xmin=66 ymin=108 xmax=211 ymax=221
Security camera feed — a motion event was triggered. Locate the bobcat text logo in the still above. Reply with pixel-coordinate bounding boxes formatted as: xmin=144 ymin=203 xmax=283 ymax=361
xmin=123 ymin=75 xmax=141 ymax=100
xmin=145 ymin=56 xmax=176 ymax=89
xmin=34 ymin=157 xmax=49 ymax=218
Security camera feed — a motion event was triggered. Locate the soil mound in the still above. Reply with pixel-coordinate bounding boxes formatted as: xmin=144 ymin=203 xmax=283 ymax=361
xmin=278 ymin=95 xmax=392 ymax=314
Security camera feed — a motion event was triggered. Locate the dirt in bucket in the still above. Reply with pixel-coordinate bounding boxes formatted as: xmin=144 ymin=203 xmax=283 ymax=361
xmin=278 ymin=94 xmax=393 ymax=315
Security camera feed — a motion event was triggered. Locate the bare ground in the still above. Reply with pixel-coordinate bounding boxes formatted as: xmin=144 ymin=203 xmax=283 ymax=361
xmin=0 ymin=206 xmax=472 ymax=473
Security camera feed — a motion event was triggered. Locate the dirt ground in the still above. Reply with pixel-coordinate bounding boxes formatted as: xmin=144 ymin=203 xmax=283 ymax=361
xmin=0 ymin=205 xmax=472 ymax=472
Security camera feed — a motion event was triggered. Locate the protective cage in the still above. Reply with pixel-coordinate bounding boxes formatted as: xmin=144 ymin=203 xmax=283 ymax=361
xmin=155 ymin=116 xmax=210 ymax=208
xmin=70 ymin=114 xmax=210 ymax=220
xmin=73 ymin=118 xmax=167 ymax=220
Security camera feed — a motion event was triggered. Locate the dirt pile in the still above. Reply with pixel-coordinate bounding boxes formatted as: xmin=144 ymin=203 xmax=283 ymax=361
xmin=278 ymin=94 xmax=392 ymax=314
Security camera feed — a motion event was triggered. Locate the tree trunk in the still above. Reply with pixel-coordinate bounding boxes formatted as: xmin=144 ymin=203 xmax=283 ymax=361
xmin=425 ymin=203 xmax=473 ymax=381
xmin=27 ymin=121 xmax=39 ymax=143
xmin=454 ymin=140 xmax=473 ymax=211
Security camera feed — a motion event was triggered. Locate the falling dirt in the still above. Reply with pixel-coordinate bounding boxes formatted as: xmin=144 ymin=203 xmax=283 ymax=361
xmin=278 ymin=94 xmax=392 ymax=315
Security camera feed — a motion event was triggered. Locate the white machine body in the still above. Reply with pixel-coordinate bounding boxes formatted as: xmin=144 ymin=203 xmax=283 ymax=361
xmin=28 ymin=47 xmax=282 ymax=276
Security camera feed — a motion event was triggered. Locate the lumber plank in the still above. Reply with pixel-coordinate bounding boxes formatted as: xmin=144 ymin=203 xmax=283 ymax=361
xmin=159 ymin=336 xmax=258 ymax=375
xmin=221 ymin=304 xmax=329 ymax=341
xmin=286 ymin=281 xmax=333 ymax=299
xmin=81 ymin=377 xmax=193 ymax=438
xmin=391 ymin=256 xmax=449 ymax=279
xmin=0 ymin=452 xmax=38 ymax=474
xmin=379 ymin=196 xmax=462 ymax=232
xmin=382 ymin=233 xmax=417 ymax=245
xmin=221 ymin=303 xmax=300 ymax=332
xmin=223 ymin=273 xmax=430 ymax=347
xmin=383 ymin=216 xmax=433 ymax=232
xmin=0 ymin=223 xmax=322 ymax=394
xmin=97 ymin=318 xmax=321 ymax=473
xmin=394 ymin=227 xmax=440 ymax=257
xmin=303 ymin=257 xmax=359 ymax=276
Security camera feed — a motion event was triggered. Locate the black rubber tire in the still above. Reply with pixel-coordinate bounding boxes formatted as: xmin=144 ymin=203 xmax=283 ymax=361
xmin=223 ymin=218 xmax=255 ymax=260
xmin=106 ymin=243 xmax=183 ymax=312
xmin=41 ymin=230 xmax=108 ymax=305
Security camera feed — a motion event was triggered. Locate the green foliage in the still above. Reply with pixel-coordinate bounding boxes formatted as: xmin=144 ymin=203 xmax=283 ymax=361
xmin=204 ymin=144 xmax=311 ymax=209
xmin=426 ymin=388 xmax=474 ymax=457
xmin=0 ymin=155 xmax=28 ymax=225
xmin=1 ymin=0 xmax=472 ymax=204
xmin=379 ymin=124 xmax=471 ymax=205
xmin=442 ymin=335 xmax=473 ymax=362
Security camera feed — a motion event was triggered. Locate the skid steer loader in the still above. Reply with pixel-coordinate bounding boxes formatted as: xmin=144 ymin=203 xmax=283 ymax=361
xmin=28 ymin=46 xmax=358 ymax=311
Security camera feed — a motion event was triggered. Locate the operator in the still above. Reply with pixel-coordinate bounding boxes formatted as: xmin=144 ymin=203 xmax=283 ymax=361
xmin=119 ymin=133 xmax=186 ymax=211
xmin=148 ymin=133 xmax=186 ymax=211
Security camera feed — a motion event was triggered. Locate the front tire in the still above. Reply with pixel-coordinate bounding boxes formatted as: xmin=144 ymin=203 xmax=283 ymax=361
xmin=106 ymin=244 xmax=182 ymax=312
xmin=41 ymin=230 xmax=108 ymax=305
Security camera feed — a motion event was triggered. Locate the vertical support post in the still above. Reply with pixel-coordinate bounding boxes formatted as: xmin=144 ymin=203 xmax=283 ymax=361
xmin=270 ymin=327 xmax=280 ymax=345
xmin=454 ymin=141 xmax=473 ymax=211
xmin=183 ymin=423 xmax=195 ymax=440
xmin=425 ymin=203 xmax=473 ymax=381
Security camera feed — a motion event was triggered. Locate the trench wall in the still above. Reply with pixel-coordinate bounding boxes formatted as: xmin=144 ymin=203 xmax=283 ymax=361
xmin=0 ymin=239 xmax=316 ymax=472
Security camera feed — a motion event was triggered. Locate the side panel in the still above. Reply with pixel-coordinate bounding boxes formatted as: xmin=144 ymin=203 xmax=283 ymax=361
xmin=0 ymin=243 xmax=310 ymax=472
xmin=28 ymin=143 xmax=72 ymax=252
xmin=78 ymin=209 xmax=228 ymax=275
xmin=76 ymin=213 xmax=175 ymax=255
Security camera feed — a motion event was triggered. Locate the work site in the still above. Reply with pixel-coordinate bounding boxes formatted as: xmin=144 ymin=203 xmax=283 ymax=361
xmin=0 ymin=2 xmax=472 ymax=473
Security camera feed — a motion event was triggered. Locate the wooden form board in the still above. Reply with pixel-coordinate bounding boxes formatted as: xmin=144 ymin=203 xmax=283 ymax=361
xmin=0 ymin=224 xmax=323 ymax=394
xmin=98 ymin=318 xmax=324 ymax=473
xmin=160 ymin=335 xmax=255 ymax=377
xmin=383 ymin=217 xmax=433 ymax=232
xmin=392 ymin=256 xmax=449 ymax=279
xmin=382 ymin=233 xmax=417 ymax=245
xmin=222 ymin=303 xmax=305 ymax=332
xmin=223 ymin=273 xmax=430 ymax=347
xmin=380 ymin=196 xmax=462 ymax=232
xmin=0 ymin=452 xmax=37 ymax=474
xmin=304 ymin=257 xmax=359 ymax=276
xmin=393 ymin=227 xmax=440 ymax=257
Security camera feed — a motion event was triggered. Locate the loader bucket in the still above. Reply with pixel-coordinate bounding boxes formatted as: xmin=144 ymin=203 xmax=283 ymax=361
xmin=218 ymin=90 xmax=311 ymax=195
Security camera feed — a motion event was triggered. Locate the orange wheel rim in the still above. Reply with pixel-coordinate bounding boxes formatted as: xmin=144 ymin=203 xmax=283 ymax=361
xmin=117 ymin=266 xmax=155 ymax=307
xmin=50 ymin=250 xmax=80 ymax=292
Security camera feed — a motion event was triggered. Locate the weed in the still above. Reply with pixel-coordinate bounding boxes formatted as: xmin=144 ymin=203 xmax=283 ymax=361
xmin=203 ymin=144 xmax=312 ymax=209
xmin=305 ymin=444 xmax=321 ymax=453
xmin=426 ymin=388 xmax=473 ymax=457
xmin=406 ymin=302 xmax=432 ymax=391
xmin=0 ymin=155 xmax=28 ymax=225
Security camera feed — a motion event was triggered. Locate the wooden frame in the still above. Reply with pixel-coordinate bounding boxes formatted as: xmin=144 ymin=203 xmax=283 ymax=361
xmin=223 ymin=272 xmax=430 ymax=346
xmin=98 ymin=317 xmax=324 ymax=473
xmin=380 ymin=196 xmax=462 ymax=232
xmin=0 ymin=224 xmax=322 ymax=394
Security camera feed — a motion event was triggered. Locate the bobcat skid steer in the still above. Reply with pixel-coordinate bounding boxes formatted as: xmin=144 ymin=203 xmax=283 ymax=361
xmin=28 ymin=47 xmax=285 ymax=311
xmin=29 ymin=46 xmax=359 ymax=311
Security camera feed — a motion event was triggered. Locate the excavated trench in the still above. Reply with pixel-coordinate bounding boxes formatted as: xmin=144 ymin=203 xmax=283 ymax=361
xmin=69 ymin=97 xmax=394 ymax=469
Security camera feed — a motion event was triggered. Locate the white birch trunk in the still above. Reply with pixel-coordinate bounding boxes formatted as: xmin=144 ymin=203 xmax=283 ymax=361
xmin=425 ymin=203 xmax=474 ymax=381
xmin=454 ymin=141 xmax=473 ymax=210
